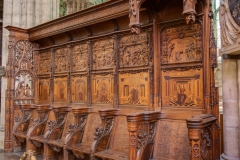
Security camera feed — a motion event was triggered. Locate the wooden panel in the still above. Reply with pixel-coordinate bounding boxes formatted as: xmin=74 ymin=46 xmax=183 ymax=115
xmin=162 ymin=69 xmax=203 ymax=107
xmin=53 ymin=77 xmax=68 ymax=102
xmin=39 ymin=51 xmax=51 ymax=74
xmin=61 ymin=112 xmax=75 ymax=140
xmin=71 ymin=76 xmax=87 ymax=103
xmin=119 ymin=32 xmax=149 ymax=68
xmin=119 ymin=72 xmax=149 ymax=105
xmin=39 ymin=78 xmax=50 ymax=101
xmin=92 ymin=74 xmax=114 ymax=104
xmin=54 ymin=48 xmax=68 ymax=73
xmin=81 ymin=113 xmax=101 ymax=145
xmin=153 ymin=120 xmax=190 ymax=160
xmin=92 ymin=39 xmax=114 ymax=70
xmin=72 ymin=43 xmax=88 ymax=72
xmin=160 ymin=22 xmax=202 ymax=65
xmin=110 ymin=116 xmax=129 ymax=152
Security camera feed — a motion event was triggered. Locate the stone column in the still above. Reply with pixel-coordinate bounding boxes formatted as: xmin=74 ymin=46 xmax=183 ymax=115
xmin=221 ymin=58 xmax=239 ymax=160
xmin=27 ymin=0 xmax=35 ymax=28
xmin=21 ymin=0 xmax=27 ymax=28
xmin=41 ymin=0 xmax=52 ymax=23
xmin=35 ymin=0 xmax=42 ymax=25
xmin=0 ymin=0 xmax=13 ymax=150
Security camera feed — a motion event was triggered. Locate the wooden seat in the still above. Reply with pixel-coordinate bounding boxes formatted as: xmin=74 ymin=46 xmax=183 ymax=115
xmin=26 ymin=104 xmax=51 ymax=151
xmin=91 ymin=110 xmax=161 ymax=160
xmin=66 ymin=108 xmax=106 ymax=159
xmin=13 ymin=104 xmax=36 ymax=150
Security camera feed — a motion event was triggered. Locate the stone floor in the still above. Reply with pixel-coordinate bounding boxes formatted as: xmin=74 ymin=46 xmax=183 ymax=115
xmin=0 ymin=150 xmax=43 ymax=160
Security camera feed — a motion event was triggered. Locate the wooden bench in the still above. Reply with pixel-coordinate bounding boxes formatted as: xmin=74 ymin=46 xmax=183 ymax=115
xmin=43 ymin=105 xmax=71 ymax=159
xmin=26 ymin=104 xmax=51 ymax=152
xmin=91 ymin=110 xmax=161 ymax=160
xmin=13 ymin=104 xmax=36 ymax=150
xmin=66 ymin=107 xmax=106 ymax=159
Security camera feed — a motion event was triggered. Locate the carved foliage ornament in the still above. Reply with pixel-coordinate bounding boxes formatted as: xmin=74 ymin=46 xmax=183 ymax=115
xmin=72 ymin=44 xmax=88 ymax=71
xmin=54 ymin=48 xmax=68 ymax=72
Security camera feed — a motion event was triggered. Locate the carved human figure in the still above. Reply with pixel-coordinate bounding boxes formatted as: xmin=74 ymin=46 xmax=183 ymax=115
xmin=175 ymin=50 xmax=183 ymax=61
xmin=16 ymin=82 xmax=25 ymax=97
xmin=60 ymin=88 xmax=64 ymax=100
xmin=176 ymin=84 xmax=187 ymax=105
xmin=99 ymin=83 xmax=108 ymax=102
xmin=78 ymin=83 xmax=84 ymax=101
xmin=131 ymin=87 xmax=139 ymax=104
xmin=25 ymin=84 xmax=31 ymax=97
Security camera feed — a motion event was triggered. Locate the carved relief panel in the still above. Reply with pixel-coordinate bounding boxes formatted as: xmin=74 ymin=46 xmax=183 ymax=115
xmin=119 ymin=71 xmax=149 ymax=105
xmin=14 ymin=40 xmax=35 ymax=105
xmin=39 ymin=51 xmax=51 ymax=74
xmin=229 ymin=0 xmax=240 ymax=25
xmin=39 ymin=78 xmax=50 ymax=101
xmin=54 ymin=48 xmax=68 ymax=73
xmin=92 ymin=39 xmax=114 ymax=70
xmin=119 ymin=32 xmax=149 ymax=68
xmin=54 ymin=77 xmax=68 ymax=102
xmin=161 ymin=22 xmax=202 ymax=65
xmin=92 ymin=74 xmax=113 ymax=104
xmin=72 ymin=43 xmax=88 ymax=72
xmin=71 ymin=75 xmax=87 ymax=103
xmin=15 ymin=72 xmax=33 ymax=104
xmin=162 ymin=69 xmax=203 ymax=107
xmin=153 ymin=120 xmax=190 ymax=160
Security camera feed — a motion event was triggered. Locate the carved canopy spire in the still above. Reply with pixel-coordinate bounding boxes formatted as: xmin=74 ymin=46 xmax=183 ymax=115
xmin=129 ymin=0 xmax=146 ymax=34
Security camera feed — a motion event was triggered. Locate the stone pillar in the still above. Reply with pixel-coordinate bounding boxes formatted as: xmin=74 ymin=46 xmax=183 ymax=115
xmin=35 ymin=0 xmax=42 ymax=25
xmin=0 ymin=0 xmax=13 ymax=150
xmin=41 ymin=0 xmax=52 ymax=23
xmin=21 ymin=0 xmax=27 ymax=28
xmin=27 ymin=0 xmax=35 ymax=28
xmin=221 ymin=58 xmax=239 ymax=160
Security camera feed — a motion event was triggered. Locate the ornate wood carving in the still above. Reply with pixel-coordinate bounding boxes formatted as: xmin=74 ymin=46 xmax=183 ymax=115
xmin=129 ymin=0 xmax=146 ymax=34
xmin=153 ymin=120 xmax=190 ymax=160
xmin=39 ymin=78 xmax=50 ymax=102
xmin=54 ymin=48 xmax=68 ymax=73
xmin=92 ymin=74 xmax=114 ymax=104
xmin=14 ymin=40 xmax=35 ymax=105
xmin=72 ymin=43 xmax=88 ymax=72
xmin=92 ymin=39 xmax=114 ymax=70
xmin=119 ymin=32 xmax=149 ymax=67
xmin=229 ymin=0 xmax=240 ymax=26
xmin=182 ymin=0 xmax=197 ymax=24
xmin=39 ymin=51 xmax=51 ymax=75
xmin=186 ymin=114 xmax=217 ymax=160
xmin=53 ymin=77 xmax=68 ymax=102
xmin=119 ymin=72 xmax=149 ymax=105
xmin=162 ymin=69 xmax=203 ymax=107
xmin=71 ymin=76 xmax=87 ymax=103
xmin=160 ymin=22 xmax=202 ymax=66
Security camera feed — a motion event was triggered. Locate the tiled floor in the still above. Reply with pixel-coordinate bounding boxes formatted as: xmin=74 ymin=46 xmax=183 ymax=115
xmin=0 ymin=150 xmax=42 ymax=160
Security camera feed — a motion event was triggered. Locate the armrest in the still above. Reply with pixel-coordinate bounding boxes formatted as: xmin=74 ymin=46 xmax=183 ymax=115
xmin=13 ymin=104 xmax=36 ymax=135
xmin=27 ymin=104 xmax=51 ymax=138
xmin=44 ymin=106 xmax=71 ymax=141
xmin=127 ymin=111 xmax=161 ymax=160
xmin=64 ymin=107 xmax=92 ymax=145
xmin=186 ymin=114 xmax=217 ymax=160
xmin=90 ymin=109 xmax=119 ymax=158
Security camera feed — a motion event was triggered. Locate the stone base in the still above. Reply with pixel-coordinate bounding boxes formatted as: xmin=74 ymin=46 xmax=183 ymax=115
xmin=221 ymin=153 xmax=240 ymax=160
xmin=0 ymin=126 xmax=4 ymax=150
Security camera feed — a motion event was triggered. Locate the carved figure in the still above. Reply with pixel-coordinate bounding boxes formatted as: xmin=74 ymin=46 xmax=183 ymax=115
xmin=175 ymin=50 xmax=183 ymax=61
xmin=131 ymin=87 xmax=139 ymax=104
xmin=186 ymin=42 xmax=195 ymax=60
xmin=60 ymin=88 xmax=64 ymax=100
xmin=16 ymin=82 xmax=26 ymax=97
xmin=176 ymin=84 xmax=187 ymax=105
xmin=25 ymin=84 xmax=31 ymax=97
xmin=98 ymin=83 xmax=108 ymax=102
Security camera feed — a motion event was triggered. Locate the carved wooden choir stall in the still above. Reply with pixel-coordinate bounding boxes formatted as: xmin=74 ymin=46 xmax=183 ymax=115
xmin=5 ymin=0 xmax=220 ymax=159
